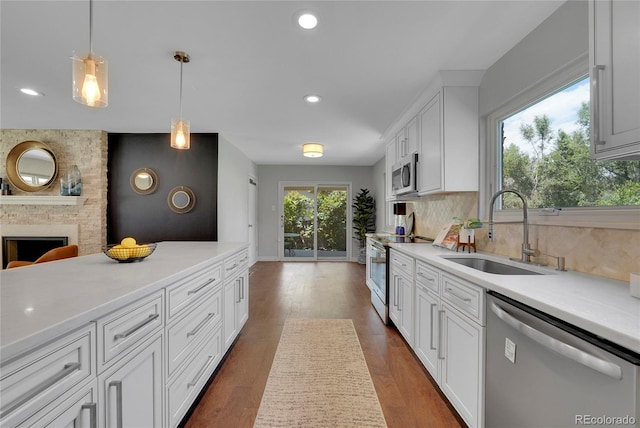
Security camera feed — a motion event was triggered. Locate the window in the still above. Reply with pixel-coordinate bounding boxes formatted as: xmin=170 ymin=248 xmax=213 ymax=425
xmin=498 ymin=75 xmax=640 ymax=209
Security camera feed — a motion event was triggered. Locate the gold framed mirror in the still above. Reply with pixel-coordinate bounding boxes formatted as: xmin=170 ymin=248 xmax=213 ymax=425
xmin=6 ymin=141 xmax=58 ymax=192
xmin=168 ymin=185 xmax=196 ymax=214
xmin=130 ymin=168 xmax=158 ymax=195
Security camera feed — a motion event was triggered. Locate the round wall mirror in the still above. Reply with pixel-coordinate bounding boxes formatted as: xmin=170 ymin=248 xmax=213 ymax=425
xmin=168 ymin=186 xmax=196 ymax=214
xmin=6 ymin=141 xmax=58 ymax=192
xmin=130 ymin=168 xmax=158 ymax=195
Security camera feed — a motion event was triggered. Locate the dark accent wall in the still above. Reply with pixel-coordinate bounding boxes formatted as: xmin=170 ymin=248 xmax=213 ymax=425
xmin=107 ymin=133 xmax=218 ymax=244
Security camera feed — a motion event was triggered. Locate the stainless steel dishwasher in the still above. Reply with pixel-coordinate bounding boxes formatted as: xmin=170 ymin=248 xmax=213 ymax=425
xmin=486 ymin=291 xmax=639 ymax=428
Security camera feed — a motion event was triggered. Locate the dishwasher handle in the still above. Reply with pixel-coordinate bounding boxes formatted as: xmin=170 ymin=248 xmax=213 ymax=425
xmin=489 ymin=301 xmax=623 ymax=380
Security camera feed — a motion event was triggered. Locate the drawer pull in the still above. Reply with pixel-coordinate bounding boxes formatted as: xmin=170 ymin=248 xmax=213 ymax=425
xmin=417 ymin=272 xmax=435 ymax=282
xmin=0 ymin=362 xmax=81 ymax=418
xmin=187 ymin=313 xmax=215 ymax=338
xmin=114 ymin=314 xmax=160 ymax=340
xmin=188 ymin=356 xmax=213 ymax=388
xmin=445 ymin=287 xmax=472 ymax=303
xmin=81 ymin=402 xmax=97 ymax=428
xmin=226 ymin=263 xmax=238 ymax=271
xmin=438 ymin=310 xmax=445 ymax=360
xmin=188 ymin=278 xmax=216 ymax=295
xmin=429 ymin=303 xmax=437 ymax=351
xmin=109 ymin=380 xmax=123 ymax=428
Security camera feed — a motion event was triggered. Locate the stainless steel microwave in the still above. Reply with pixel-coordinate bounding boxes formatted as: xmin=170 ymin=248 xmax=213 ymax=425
xmin=392 ymin=152 xmax=418 ymax=195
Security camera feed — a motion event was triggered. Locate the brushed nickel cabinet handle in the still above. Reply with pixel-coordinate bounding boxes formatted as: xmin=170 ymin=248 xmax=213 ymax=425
xmin=429 ymin=303 xmax=437 ymax=351
xmin=188 ymin=356 xmax=213 ymax=388
xmin=109 ymin=380 xmax=123 ymax=428
xmin=187 ymin=312 xmax=215 ymax=338
xmin=591 ymin=65 xmax=606 ymax=146
xmin=188 ymin=278 xmax=216 ymax=295
xmin=114 ymin=314 xmax=160 ymax=340
xmin=81 ymin=402 xmax=97 ymax=428
xmin=445 ymin=287 xmax=472 ymax=303
xmin=438 ymin=310 xmax=445 ymax=360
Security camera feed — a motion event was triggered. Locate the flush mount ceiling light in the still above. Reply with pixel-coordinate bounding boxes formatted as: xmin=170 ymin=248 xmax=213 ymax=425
xmin=20 ymin=88 xmax=44 ymax=96
xmin=171 ymin=51 xmax=191 ymax=150
xmin=304 ymin=94 xmax=321 ymax=104
xmin=297 ymin=12 xmax=318 ymax=30
xmin=71 ymin=0 xmax=108 ymax=107
xmin=303 ymin=143 xmax=323 ymax=158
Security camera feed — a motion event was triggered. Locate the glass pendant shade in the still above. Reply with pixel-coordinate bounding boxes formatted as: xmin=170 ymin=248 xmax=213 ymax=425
xmin=171 ymin=119 xmax=191 ymax=150
xmin=303 ymin=143 xmax=323 ymax=157
xmin=72 ymin=53 xmax=108 ymax=107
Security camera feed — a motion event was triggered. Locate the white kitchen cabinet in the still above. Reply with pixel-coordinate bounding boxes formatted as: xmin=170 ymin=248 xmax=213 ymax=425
xmin=15 ymin=379 xmax=98 ymax=428
xmin=396 ymin=115 xmax=419 ymax=160
xmin=589 ymin=0 xmax=640 ymax=160
xmin=440 ymin=301 xmax=484 ymax=428
xmin=385 ymin=138 xmax=397 ymax=202
xmin=414 ymin=284 xmax=439 ymax=379
xmin=0 ymin=324 xmax=96 ymax=428
xmin=418 ymin=86 xmax=479 ymax=195
xmin=389 ymin=249 xmax=414 ymax=346
xmin=99 ymin=332 xmax=164 ymax=428
xmin=223 ymin=249 xmax=249 ymax=352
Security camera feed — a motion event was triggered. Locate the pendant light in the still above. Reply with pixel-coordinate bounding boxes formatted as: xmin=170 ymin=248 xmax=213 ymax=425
xmin=72 ymin=0 xmax=108 ymax=107
xmin=171 ymin=51 xmax=191 ymax=150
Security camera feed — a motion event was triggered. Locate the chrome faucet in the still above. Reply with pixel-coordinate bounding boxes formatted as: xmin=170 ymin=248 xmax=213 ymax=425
xmin=488 ymin=189 xmax=536 ymax=263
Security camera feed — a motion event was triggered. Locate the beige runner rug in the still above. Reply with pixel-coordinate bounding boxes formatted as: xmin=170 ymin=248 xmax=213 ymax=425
xmin=253 ymin=318 xmax=388 ymax=428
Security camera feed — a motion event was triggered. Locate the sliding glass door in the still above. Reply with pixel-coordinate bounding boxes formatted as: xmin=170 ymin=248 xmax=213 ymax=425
xmin=281 ymin=183 xmax=350 ymax=260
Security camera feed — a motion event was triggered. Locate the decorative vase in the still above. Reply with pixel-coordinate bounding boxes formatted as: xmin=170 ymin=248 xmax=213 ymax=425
xmin=458 ymin=228 xmax=475 ymax=244
xmin=67 ymin=165 xmax=82 ymax=196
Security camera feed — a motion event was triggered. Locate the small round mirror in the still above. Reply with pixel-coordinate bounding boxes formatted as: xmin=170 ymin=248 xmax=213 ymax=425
xmin=6 ymin=141 xmax=58 ymax=192
xmin=130 ymin=168 xmax=158 ymax=195
xmin=168 ymin=186 xmax=196 ymax=214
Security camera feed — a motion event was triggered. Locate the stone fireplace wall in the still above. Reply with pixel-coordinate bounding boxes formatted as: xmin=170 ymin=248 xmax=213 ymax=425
xmin=0 ymin=129 xmax=108 ymax=255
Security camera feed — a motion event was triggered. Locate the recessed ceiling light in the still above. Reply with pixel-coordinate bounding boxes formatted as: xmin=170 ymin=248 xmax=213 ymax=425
xmin=20 ymin=88 xmax=43 ymax=96
xmin=304 ymin=94 xmax=321 ymax=104
xmin=297 ymin=12 xmax=318 ymax=30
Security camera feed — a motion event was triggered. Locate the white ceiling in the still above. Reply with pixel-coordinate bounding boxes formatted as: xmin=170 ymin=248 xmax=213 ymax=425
xmin=1 ymin=0 xmax=564 ymax=166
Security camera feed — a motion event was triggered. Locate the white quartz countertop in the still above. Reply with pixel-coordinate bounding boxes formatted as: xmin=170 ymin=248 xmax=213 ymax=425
xmin=0 ymin=241 xmax=248 ymax=361
xmin=388 ymin=243 xmax=640 ymax=355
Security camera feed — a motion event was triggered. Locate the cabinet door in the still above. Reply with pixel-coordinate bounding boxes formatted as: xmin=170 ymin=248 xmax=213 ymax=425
xmin=395 ymin=128 xmax=407 ymax=159
xmin=100 ymin=333 xmax=164 ymax=428
xmin=385 ymin=139 xmax=396 ymax=201
xmin=223 ymin=278 xmax=238 ymax=351
xmin=405 ymin=116 xmax=419 ymax=156
xmin=440 ymin=303 xmax=484 ymax=428
xmin=418 ymin=92 xmax=442 ymax=193
xmin=398 ymin=274 xmax=414 ymax=346
xmin=414 ymin=286 xmax=439 ymax=382
xmin=590 ymin=0 xmax=640 ymax=159
xmin=236 ymin=271 xmax=249 ymax=332
xmin=17 ymin=380 xmax=98 ymax=428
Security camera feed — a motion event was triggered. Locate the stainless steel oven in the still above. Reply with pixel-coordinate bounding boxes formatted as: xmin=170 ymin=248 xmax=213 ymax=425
xmin=367 ymin=238 xmax=388 ymax=323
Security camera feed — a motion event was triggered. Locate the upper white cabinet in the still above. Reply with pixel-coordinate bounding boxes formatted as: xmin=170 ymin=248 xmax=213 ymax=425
xmin=396 ymin=116 xmax=419 ymax=160
xmin=385 ymin=139 xmax=397 ymax=202
xmin=418 ymin=86 xmax=479 ymax=195
xmin=589 ymin=0 xmax=640 ymax=160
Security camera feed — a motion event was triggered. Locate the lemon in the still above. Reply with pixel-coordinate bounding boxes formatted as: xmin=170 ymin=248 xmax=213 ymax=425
xmin=121 ymin=237 xmax=137 ymax=248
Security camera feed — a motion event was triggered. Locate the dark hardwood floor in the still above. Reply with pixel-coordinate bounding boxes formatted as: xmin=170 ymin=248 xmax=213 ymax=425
xmin=183 ymin=262 xmax=464 ymax=428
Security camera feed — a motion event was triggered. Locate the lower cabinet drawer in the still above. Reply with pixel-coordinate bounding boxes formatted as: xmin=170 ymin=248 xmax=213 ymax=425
xmin=97 ymin=291 xmax=164 ymax=371
xmin=0 ymin=324 xmax=96 ymax=427
xmin=15 ymin=379 xmax=98 ymax=428
xmin=166 ymin=287 xmax=222 ymax=376
xmin=167 ymin=323 xmax=223 ymax=428
xmin=441 ymin=273 xmax=485 ymax=324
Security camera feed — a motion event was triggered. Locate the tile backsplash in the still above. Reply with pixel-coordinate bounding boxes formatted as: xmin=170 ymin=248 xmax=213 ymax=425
xmin=410 ymin=192 xmax=639 ymax=282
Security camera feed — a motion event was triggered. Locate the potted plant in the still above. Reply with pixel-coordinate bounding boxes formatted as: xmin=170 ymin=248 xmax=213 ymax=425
xmin=452 ymin=216 xmax=483 ymax=243
xmin=352 ymin=188 xmax=376 ymax=264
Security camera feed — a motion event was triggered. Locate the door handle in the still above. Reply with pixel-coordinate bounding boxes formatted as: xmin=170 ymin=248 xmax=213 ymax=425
xmin=591 ymin=65 xmax=606 ymax=146
xmin=109 ymin=380 xmax=123 ymax=428
xmin=429 ymin=303 xmax=437 ymax=350
xmin=489 ymin=301 xmax=622 ymax=380
xmin=81 ymin=402 xmax=97 ymax=428
xmin=437 ymin=310 xmax=445 ymax=360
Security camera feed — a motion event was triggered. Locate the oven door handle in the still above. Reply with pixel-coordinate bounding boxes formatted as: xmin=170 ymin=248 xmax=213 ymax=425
xmin=489 ymin=301 xmax=622 ymax=380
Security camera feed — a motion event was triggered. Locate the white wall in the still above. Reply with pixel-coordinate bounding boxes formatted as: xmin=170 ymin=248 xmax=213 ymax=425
xmin=217 ymin=134 xmax=258 ymax=244
xmin=256 ymin=165 xmax=375 ymax=260
xmin=372 ymin=156 xmax=388 ymax=233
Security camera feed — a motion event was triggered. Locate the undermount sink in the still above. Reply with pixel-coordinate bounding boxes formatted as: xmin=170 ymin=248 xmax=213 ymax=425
xmin=442 ymin=257 xmax=543 ymax=275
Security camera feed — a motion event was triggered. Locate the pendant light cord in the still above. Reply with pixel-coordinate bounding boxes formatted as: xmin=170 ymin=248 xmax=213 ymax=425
xmin=179 ymin=59 xmax=184 ymax=119
xmin=88 ymin=0 xmax=93 ymax=54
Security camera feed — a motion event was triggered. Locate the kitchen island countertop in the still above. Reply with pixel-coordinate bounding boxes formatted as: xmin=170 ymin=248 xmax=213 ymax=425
xmin=389 ymin=243 xmax=640 ymax=355
xmin=0 ymin=241 xmax=248 ymax=361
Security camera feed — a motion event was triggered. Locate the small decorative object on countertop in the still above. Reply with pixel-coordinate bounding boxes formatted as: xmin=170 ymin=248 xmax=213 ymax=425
xmin=61 ymin=164 xmax=82 ymax=196
xmin=104 ymin=239 xmax=156 ymax=263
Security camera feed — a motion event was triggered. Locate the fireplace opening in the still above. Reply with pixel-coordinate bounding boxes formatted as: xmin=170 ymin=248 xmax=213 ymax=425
xmin=3 ymin=236 xmax=68 ymax=269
